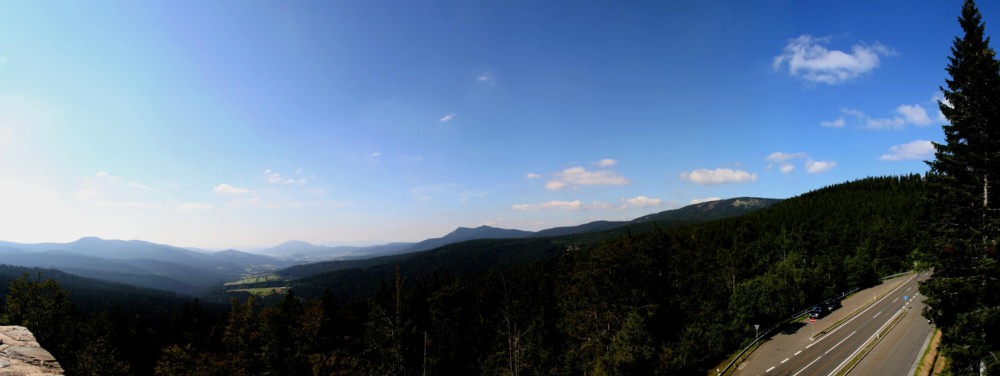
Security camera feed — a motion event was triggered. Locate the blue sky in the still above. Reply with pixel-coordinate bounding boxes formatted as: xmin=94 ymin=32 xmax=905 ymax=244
xmin=0 ymin=1 xmax=992 ymax=248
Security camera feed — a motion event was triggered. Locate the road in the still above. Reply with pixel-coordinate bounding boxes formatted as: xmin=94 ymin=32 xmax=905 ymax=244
xmin=736 ymin=272 xmax=930 ymax=376
xmin=848 ymin=278 xmax=932 ymax=375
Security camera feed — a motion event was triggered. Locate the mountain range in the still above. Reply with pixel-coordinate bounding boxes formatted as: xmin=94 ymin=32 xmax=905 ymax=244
xmin=0 ymin=197 xmax=778 ymax=296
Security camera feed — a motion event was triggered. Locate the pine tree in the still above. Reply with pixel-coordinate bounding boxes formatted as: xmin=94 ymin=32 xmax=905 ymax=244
xmin=921 ymin=0 xmax=1000 ymax=373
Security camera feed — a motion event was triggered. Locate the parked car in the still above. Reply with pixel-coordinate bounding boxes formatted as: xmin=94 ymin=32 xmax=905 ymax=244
xmin=809 ymin=305 xmax=828 ymax=318
xmin=824 ymin=299 xmax=841 ymax=311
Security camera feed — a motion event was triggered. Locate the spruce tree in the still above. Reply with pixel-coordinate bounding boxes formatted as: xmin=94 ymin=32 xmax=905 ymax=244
xmin=921 ymin=0 xmax=1000 ymax=373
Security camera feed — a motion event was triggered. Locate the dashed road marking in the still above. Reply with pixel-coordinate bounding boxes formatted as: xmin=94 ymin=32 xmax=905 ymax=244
xmin=874 ymin=311 xmax=881 ymax=319
xmin=825 ymin=331 xmax=856 ymax=355
xmin=792 ymin=355 xmax=823 ymax=376
xmin=795 ymin=350 xmax=802 ymax=356
xmin=782 ymin=358 xmax=790 ymax=364
xmin=766 ymin=366 xmax=776 ymax=372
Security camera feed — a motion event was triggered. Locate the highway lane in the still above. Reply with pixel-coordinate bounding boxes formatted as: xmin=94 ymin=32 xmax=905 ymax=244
xmin=736 ymin=272 xmax=928 ymax=376
xmin=848 ymin=282 xmax=932 ymax=375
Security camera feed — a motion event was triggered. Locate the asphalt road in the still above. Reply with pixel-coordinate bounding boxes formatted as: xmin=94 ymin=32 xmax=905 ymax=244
xmin=848 ymin=278 xmax=932 ymax=375
xmin=736 ymin=273 xmax=929 ymax=376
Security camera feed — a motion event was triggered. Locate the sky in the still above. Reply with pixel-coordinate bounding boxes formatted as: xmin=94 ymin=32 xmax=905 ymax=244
xmin=0 ymin=1 xmax=994 ymax=249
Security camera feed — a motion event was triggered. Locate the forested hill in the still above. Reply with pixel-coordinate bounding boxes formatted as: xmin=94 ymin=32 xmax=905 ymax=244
xmin=245 ymin=175 xmax=926 ymax=375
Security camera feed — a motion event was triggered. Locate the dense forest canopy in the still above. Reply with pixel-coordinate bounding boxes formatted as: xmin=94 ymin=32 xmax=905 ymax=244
xmin=0 ymin=175 xmax=926 ymax=375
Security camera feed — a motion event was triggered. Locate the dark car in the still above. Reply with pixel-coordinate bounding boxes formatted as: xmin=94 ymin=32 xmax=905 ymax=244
xmin=809 ymin=305 xmax=828 ymax=318
xmin=824 ymin=299 xmax=841 ymax=312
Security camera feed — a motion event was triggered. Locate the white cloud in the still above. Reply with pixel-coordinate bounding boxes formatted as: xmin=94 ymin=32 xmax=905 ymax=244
xmin=439 ymin=113 xmax=456 ymax=122
xmin=895 ymin=104 xmax=932 ymax=126
xmin=264 ymin=169 xmax=305 ymax=185
xmin=765 ymin=152 xmax=807 ymax=163
xmin=545 ymin=166 xmax=630 ymax=190
xmin=512 ymin=200 xmax=584 ymax=211
xmin=214 ymin=183 xmax=249 ymax=195
xmin=780 ymin=164 xmax=795 ymax=174
xmin=821 ymin=117 xmax=845 ymax=128
xmin=680 ymin=168 xmax=757 ymax=185
xmin=835 ymin=104 xmax=934 ymax=130
xmin=368 ymin=152 xmax=381 ymax=163
xmin=177 ymin=203 xmax=213 ymax=211
xmin=545 ymin=181 xmax=567 ymax=190
xmin=595 ymin=158 xmax=618 ymax=167
xmin=625 ymin=196 xmax=662 ymax=208
xmin=690 ymin=197 xmax=721 ymax=205
xmin=589 ymin=201 xmax=627 ymax=211
xmin=880 ymin=140 xmax=935 ymax=161
xmin=773 ymin=35 xmax=894 ymax=85
xmin=805 ymin=159 xmax=837 ymax=173
xmin=512 ymin=200 xmax=627 ymax=211
xmin=525 ymin=173 xmax=541 ymax=179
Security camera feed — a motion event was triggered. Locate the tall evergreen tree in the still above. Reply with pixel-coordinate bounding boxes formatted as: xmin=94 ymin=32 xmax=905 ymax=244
xmin=921 ymin=0 xmax=1000 ymax=373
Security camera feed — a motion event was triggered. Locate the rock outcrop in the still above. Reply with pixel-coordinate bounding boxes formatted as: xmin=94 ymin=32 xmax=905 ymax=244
xmin=0 ymin=326 xmax=63 ymax=375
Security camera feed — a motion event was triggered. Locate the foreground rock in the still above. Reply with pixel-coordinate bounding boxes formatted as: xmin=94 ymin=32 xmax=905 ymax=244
xmin=0 ymin=326 xmax=63 ymax=375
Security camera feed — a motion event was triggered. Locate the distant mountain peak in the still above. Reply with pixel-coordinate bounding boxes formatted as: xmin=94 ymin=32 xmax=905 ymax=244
xmin=633 ymin=197 xmax=780 ymax=223
xmin=276 ymin=240 xmax=316 ymax=247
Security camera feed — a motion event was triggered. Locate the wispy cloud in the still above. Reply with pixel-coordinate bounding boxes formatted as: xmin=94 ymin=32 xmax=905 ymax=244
xmin=477 ymin=74 xmax=495 ymax=85
xmin=439 ymin=113 xmax=456 ymax=123
xmin=525 ymin=173 xmax=541 ymax=179
xmin=880 ymin=140 xmax=934 ymax=161
xmin=264 ymin=169 xmax=306 ymax=185
xmin=513 ymin=200 xmax=584 ymax=211
xmin=765 ymin=152 xmax=807 ymax=163
xmin=765 ymin=152 xmax=807 ymax=174
xmin=820 ymin=117 xmax=845 ymax=128
xmin=690 ymin=197 xmax=721 ymax=205
xmin=832 ymin=104 xmax=935 ymax=130
xmin=512 ymin=199 xmax=629 ymax=211
xmin=625 ymin=196 xmax=662 ymax=208
xmin=680 ymin=168 xmax=757 ymax=185
xmin=545 ymin=166 xmax=630 ymax=190
xmin=214 ymin=183 xmax=249 ymax=195
xmin=805 ymin=159 xmax=837 ymax=174
xmin=595 ymin=158 xmax=618 ymax=167
xmin=773 ymin=35 xmax=894 ymax=85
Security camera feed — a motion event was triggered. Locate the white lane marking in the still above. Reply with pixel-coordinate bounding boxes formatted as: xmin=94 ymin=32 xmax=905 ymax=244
xmin=795 ymin=350 xmax=802 ymax=356
xmin=892 ymin=297 xmax=899 ymax=303
xmin=807 ymin=341 xmax=817 ymax=349
xmin=825 ymin=330 xmax=856 ymax=355
xmin=906 ymin=287 xmax=912 ymax=291
xmin=766 ymin=366 xmax=776 ymax=372
xmin=782 ymin=358 xmax=790 ymax=364
xmin=792 ymin=355 xmax=823 ymax=376
xmin=874 ymin=311 xmax=881 ymax=319
xmin=807 ymin=274 xmax=916 ymax=347
xmin=826 ymin=309 xmax=905 ymax=376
